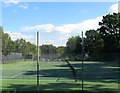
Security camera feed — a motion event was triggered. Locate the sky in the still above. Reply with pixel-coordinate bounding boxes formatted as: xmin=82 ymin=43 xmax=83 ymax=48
xmin=1 ymin=0 xmax=119 ymax=46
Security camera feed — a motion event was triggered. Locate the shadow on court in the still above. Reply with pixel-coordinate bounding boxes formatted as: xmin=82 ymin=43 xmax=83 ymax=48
xmin=22 ymin=61 xmax=119 ymax=82
xmin=2 ymin=82 xmax=119 ymax=93
xmin=2 ymin=61 xmax=119 ymax=92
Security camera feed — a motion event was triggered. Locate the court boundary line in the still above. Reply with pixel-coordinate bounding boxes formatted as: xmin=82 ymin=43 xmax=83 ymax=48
xmin=10 ymin=71 xmax=26 ymax=78
xmin=9 ymin=62 xmax=36 ymax=79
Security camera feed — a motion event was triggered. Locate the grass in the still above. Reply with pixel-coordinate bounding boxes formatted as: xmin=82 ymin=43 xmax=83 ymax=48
xmin=0 ymin=60 xmax=119 ymax=93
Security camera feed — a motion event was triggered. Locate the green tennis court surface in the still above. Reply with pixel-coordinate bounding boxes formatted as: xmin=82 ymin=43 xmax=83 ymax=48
xmin=0 ymin=60 xmax=119 ymax=92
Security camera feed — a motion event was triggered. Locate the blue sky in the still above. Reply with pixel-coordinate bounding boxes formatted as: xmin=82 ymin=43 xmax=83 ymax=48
xmin=2 ymin=1 xmax=118 ymax=46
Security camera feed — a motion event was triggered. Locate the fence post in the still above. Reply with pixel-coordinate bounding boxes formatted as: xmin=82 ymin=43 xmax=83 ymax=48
xmin=37 ymin=31 xmax=39 ymax=91
xmin=81 ymin=31 xmax=84 ymax=91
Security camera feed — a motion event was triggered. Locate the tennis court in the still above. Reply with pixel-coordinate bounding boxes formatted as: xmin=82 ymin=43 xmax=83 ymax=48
xmin=1 ymin=60 xmax=119 ymax=92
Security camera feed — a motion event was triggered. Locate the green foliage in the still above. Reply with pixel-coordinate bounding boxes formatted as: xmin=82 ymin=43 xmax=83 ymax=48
xmin=65 ymin=13 xmax=120 ymax=61
xmin=1 ymin=27 xmax=17 ymax=56
xmin=84 ymin=29 xmax=104 ymax=55
xmin=56 ymin=46 xmax=65 ymax=55
xmin=2 ymin=28 xmax=12 ymax=56
xmin=1 ymin=27 xmax=37 ymax=57
xmin=40 ymin=44 xmax=57 ymax=55
xmin=98 ymin=13 xmax=120 ymax=52
xmin=15 ymin=39 xmax=37 ymax=56
xmin=65 ymin=35 xmax=82 ymax=55
xmin=0 ymin=26 xmax=3 ymax=39
xmin=1 ymin=13 xmax=120 ymax=61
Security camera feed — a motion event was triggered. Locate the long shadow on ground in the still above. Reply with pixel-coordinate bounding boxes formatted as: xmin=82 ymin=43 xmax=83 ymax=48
xmin=23 ymin=61 xmax=119 ymax=82
xmin=3 ymin=61 xmax=119 ymax=93
xmin=2 ymin=82 xmax=119 ymax=93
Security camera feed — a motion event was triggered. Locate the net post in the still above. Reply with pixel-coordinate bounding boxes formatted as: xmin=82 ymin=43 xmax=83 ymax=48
xmin=37 ymin=31 xmax=39 ymax=91
xmin=81 ymin=31 xmax=84 ymax=91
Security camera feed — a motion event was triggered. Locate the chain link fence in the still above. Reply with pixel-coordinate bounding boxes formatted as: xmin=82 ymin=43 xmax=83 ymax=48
xmin=2 ymin=53 xmax=24 ymax=64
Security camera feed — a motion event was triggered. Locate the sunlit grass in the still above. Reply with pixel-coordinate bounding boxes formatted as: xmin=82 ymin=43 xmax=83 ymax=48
xmin=1 ymin=60 xmax=119 ymax=92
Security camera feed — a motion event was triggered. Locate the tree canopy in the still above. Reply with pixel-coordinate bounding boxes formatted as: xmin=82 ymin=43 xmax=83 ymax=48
xmin=98 ymin=13 xmax=120 ymax=52
xmin=64 ymin=13 xmax=120 ymax=61
xmin=1 ymin=28 xmax=37 ymax=57
xmin=1 ymin=13 xmax=120 ymax=61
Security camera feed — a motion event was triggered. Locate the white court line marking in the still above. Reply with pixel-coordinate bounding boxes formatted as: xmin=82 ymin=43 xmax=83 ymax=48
xmin=10 ymin=71 xmax=26 ymax=78
xmin=10 ymin=67 xmax=35 ymax=78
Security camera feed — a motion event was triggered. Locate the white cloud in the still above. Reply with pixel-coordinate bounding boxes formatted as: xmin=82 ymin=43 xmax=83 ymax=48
xmin=5 ymin=2 xmax=119 ymax=46
xmin=21 ymin=15 xmax=103 ymax=46
xmin=3 ymin=0 xmax=20 ymax=4
xmin=19 ymin=3 xmax=29 ymax=9
xmin=3 ymin=0 xmax=118 ymax=2
xmin=22 ymin=24 xmax=55 ymax=33
xmin=3 ymin=0 xmax=29 ymax=9
xmin=108 ymin=3 xmax=118 ymax=13
xmin=41 ymin=40 xmax=55 ymax=45
xmin=40 ymin=34 xmax=70 ymax=46
xmin=5 ymin=31 xmax=35 ymax=43
xmin=22 ymin=16 xmax=102 ymax=35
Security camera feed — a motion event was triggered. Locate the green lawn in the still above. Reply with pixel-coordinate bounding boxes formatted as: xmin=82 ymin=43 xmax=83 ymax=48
xmin=0 ymin=60 xmax=119 ymax=93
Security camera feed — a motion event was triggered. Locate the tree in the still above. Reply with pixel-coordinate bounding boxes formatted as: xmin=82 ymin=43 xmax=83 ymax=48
xmin=15 ymin=39 xmax=37 ymax=57
xmin=84 ymin=30 xmax=104 ymax=56
xmin=98 ymin=13 xmax=120 ymax=52
xmin=1 ymin=27 xmax=37 ymax=58
xmin=56 ymin=46 xmax=65 ymax=55
xmin=15 ymin=39 xmax=26 ymax=55
xmin=30 ymin=43 xmax=37 ymax=55
xmin=40 ymin=44 xmax=57 ymax=55
xmin=74 ymin=36 xmax=82 ymax=54
xmin=0 ymin=27 xmax=2 ymax=39
xmin=1 ymin=27 xmax=14 ymax=56
xmin=65 ymin=36 xmax=82 ymax=55
xmin=7 ymin=40 xmax=16 ymax=53
xmin=64 ymin=36 xmax=82 ymax=60
xmin=0 ymin=27 xmax=3 ymax=55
